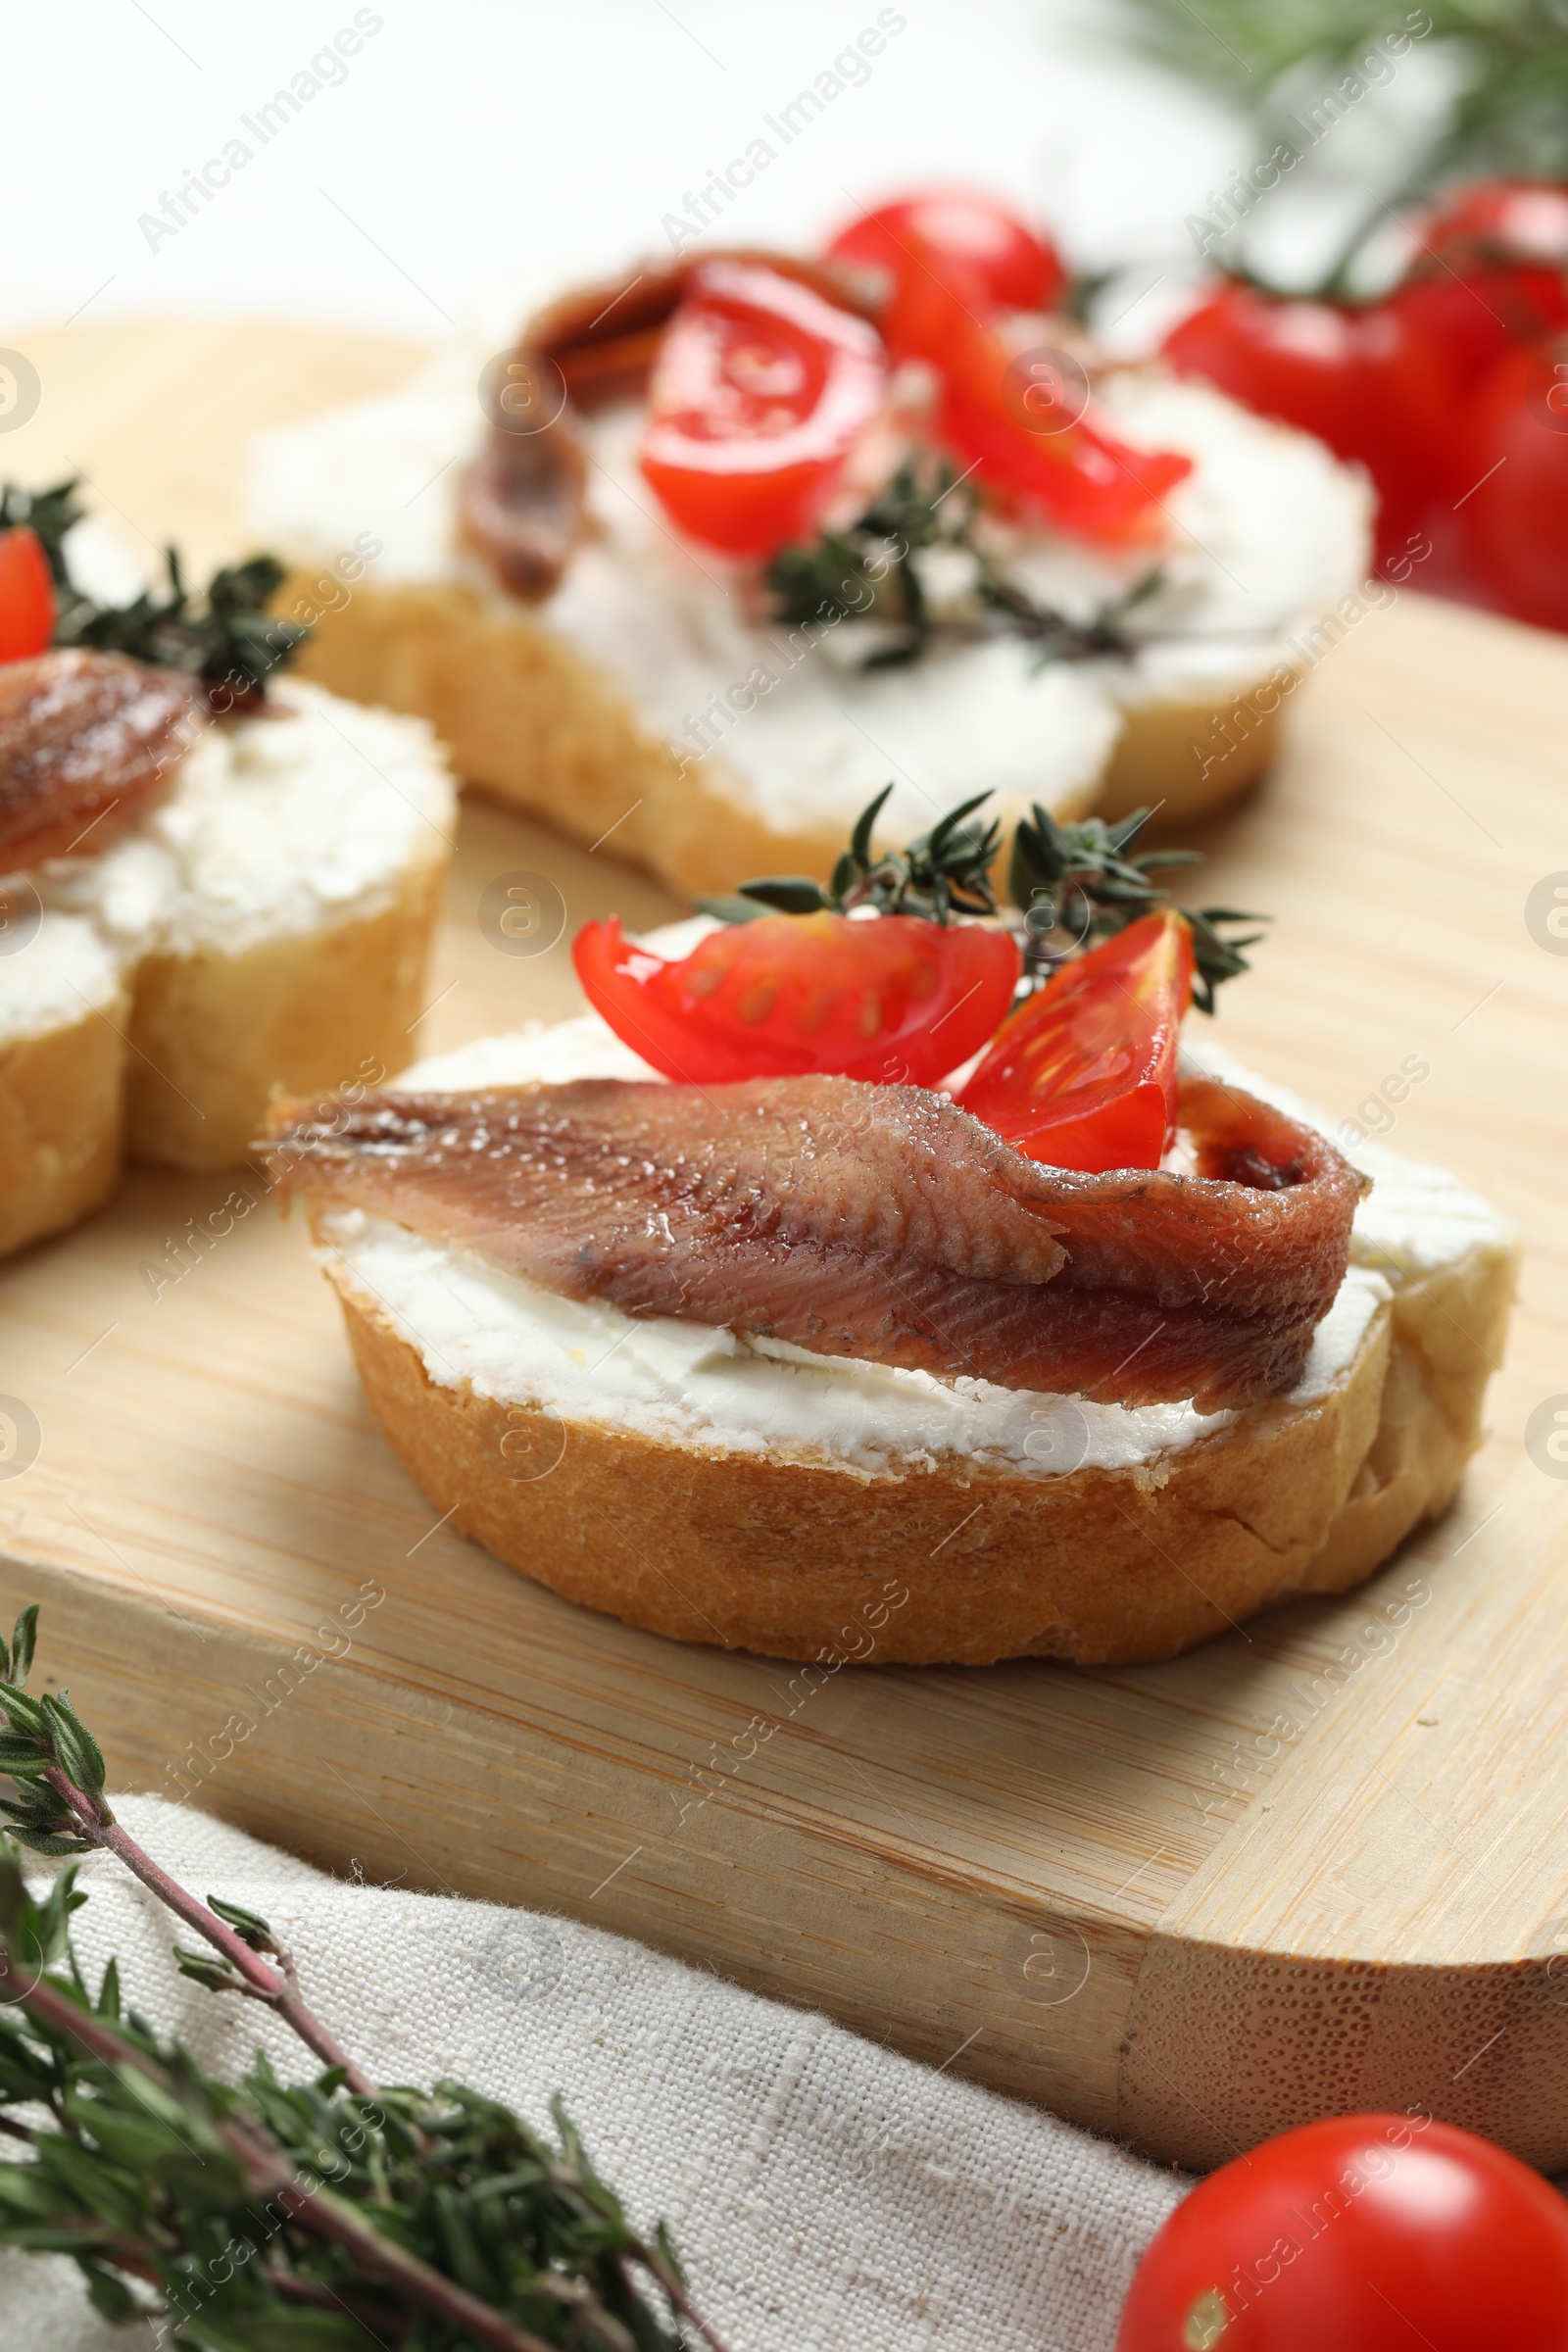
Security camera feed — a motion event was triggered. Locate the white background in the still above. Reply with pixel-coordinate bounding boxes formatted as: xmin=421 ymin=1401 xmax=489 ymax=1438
xmin=4 ymin=0 xmax=1252 ymax=344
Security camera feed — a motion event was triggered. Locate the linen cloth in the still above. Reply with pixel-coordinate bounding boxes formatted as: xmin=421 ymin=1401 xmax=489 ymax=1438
xmin=2 ymin=1795 xmax=1184 ymax=2351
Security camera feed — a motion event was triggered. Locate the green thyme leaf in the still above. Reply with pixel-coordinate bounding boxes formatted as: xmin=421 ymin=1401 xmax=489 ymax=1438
xmin=204 ymin=1895 xmax=278 ymax=1954
xmin=764 ymin=454 xmax=1164 ymax=670
xmin=173 ymin=1947 xmax=243 ymax=1995
xmin=1010 ymin=801 xmax=1268 ymax=1009
xmin=40 ymin=1694 xmax=106 ymax=1799
xmin=0 ymin=1684 xmax=47 ymax=1739
xmin=701 ymin=784 xmax=1003 ymax=929
xmin=1 ymin=1607 xmax=38 ymax=1690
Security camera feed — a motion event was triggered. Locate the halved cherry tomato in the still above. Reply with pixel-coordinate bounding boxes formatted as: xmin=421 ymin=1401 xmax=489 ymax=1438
xmin=1161 ymin=280 xmax=1446 ymax=569
xmin=1457 ymin=330 xmax=1568 ymax=628
xmin=1116 ymin=2113 xmax=1568 ymax=2351
xmin=826 ymin=188 xmax=1066 ymax=315
xmin=639 ymin=259 xmax=886 ymax=558
xmin=573 ymin=911 xmax=1020 ymax=1089
xmin=0 ymin=527 xmax=56 ymax=662
xmin=885 ymin=239 xmax=1190 ymax=545
xmin=958 ymin=909 xmax=1192 ymax=1172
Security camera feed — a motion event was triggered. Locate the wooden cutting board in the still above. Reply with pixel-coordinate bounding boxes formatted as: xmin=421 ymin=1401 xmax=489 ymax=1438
xmin=4 ymin=319 xmax=1568 ymax=2171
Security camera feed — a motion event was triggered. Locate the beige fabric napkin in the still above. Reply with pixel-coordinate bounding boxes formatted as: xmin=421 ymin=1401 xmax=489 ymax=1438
xmin=1 ymin=1795 xmax=1183 ymax=2350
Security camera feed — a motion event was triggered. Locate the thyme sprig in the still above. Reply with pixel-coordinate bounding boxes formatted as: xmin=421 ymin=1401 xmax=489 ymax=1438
xmin=700 ymin=782 xmax=1002 ymax=927
xmin=0 ymin=477 xmax=307 ymax=707
xmin=1010 ymin=801 xmax=1266 ymax=1012
xmin=0 ymin=1606 xmax=732 ymax=2352
xmin=701 ymin=789 xmax=1265 ymax=1012
xmin=1113 ymin=0 xmax=1568 ymax=298
xmin=1115 ymin=0 xmax=1568 ymax=190
xmin=763 ymin=457 xmax=1163 ymax=670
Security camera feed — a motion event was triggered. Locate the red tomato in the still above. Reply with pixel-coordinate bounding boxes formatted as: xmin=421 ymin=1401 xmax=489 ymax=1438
xmin=1116 ymin=2112 xmax=1568 ymax=2351
xmin=639 ymin=259 xmax=886 ymax=558
xmin=826 ymin=188 xmax=1066 ymax=315
xmin=1389 ymin=265 xmax=1568 ymax=405
xmin=0 ymin=527 xmax=56 ymax=662
xmin=1457 ymin=331 xmax=1568 ymax=628
xmin=958 ymin=910 xmax=1192 ymax=1172
xmin=1161 ymin=280 xmax=1446 ymax=569
xmin=1412 ymin=176 xmax=1568 ymax=275
xmin=573 ymin=911 xmax=1020 ymax=1089
xmin=1391 ymin=181 xmax=1568 ymax=503
xmin=886 ymin=243 xmax=1190 ymax=545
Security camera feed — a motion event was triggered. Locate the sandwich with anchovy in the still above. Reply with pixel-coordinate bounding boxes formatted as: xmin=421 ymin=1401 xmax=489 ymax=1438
xmin=268 ymin=797 xmax=1513 ymax=1667
xmin=0 ymin=488 xmax=455 ymax=1256
xmin=249 ymin=187 xmax=1370 ymax=904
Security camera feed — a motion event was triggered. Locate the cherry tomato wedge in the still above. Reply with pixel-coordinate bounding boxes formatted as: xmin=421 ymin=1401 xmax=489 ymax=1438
xmin=0 ymin=527 xmax=56 ymax=662
xmin=1161 ymin=280 xmax=1446 ymax=569
xmin=639 ymin=259 xmax=886 ymax=558
xmin=826 ymin=188 xmax=1066 ymax=315
xmin=573 ymin=911 xmax=1020 ymax=1089
xmin=958 ymin=909 xmax=1192 ymax=1172
xmin=886 ymin=240 xmax=1190 ymax=545
xmin=1116 ymin=2113 xmax=1568 ymax=2351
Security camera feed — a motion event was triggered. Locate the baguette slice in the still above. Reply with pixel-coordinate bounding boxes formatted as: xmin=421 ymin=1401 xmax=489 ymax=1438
xmin=250 ymin=339 xmax=1371 ymax=893
xmin=0 ymin=676 xmax=457 ymax=1255
xmin=40 ymin=676 xmax=456 ymax=1176
xmin=294 ymin=976 xmax=1515 ymax=1668
xmin=0 ymin=911 xmax=128 ymax=1257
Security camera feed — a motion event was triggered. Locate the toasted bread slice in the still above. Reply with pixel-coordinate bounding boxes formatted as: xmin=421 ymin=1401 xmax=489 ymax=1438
xmin=295 ymin=998 xmax=1515 ymax=1667
xmin=0 ymin=913 xmax=128 ymax=1257
xmin=0 ymin=679 xmax=456 ymax=1250
xmin=252 ymin=345 xmax=1370 ymax=891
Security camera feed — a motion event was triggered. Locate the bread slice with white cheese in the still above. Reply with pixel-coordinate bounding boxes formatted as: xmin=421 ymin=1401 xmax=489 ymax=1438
xmin=293 ymin=932 xmax=1514 ymax=1668
xmin=0 ymin=913 xmax=129 ymax=1256
xmin=2 ymin=676 xmax=455 ymax=1256
xmin=247 ymin=320 xmax=1371 ymax=898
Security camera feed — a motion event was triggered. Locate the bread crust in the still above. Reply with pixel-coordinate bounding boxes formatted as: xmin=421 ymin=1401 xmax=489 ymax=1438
xmin=281 ymin=573 xmax=1288 ymax=897
xmin=0 ymin=823 xmax=449 ymax=1247
xmin=125 ymin=845 xmax=449 ymax=1171
xmin=1100 ymin=675 xmax=1296 ymax=828
xmin=333 ymin=1278 xmax=1412 ymax=1666
xmin=0 ymin=997 xmax=128 ymax=1257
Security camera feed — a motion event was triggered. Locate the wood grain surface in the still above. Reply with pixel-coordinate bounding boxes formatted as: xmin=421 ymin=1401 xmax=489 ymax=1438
xmin=3 ymin=320 xmax=1568 ymax=2168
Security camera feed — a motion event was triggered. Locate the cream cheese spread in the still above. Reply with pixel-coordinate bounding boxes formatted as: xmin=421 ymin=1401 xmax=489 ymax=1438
xmin=0 ymin=908 xmax=124 ymax=1050
xmin=38 ymin=678 xmax=454 ymax=962
xmin=245 ymin=301 xmax=1371 ymax=841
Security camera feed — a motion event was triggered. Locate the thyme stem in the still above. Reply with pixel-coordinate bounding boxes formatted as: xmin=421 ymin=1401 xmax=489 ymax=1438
xmin=38 ymin=1758 xmax=378 ymax=2096
xmin=12 ymin=1966 xmax=567 ymax=2352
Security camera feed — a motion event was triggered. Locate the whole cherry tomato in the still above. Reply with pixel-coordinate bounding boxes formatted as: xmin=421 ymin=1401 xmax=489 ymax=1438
xmin=573 ymin=910 xmax=1020 ymax=1089
xmin=1161 ymin=280 xmax=1445 ymax=568
xmin=886 ymin=238 xmax=1191 ymax=545
xmin=1456 ymin=330 xmax=1568 ymax=628
xmin=1412 ymin=176 xmax=1568 ymax=275
xmin=1116 ymin=2112 xmax=1568 ymax=2350
xmin=958 ymin=909 xmax=1192 ymax=1172
xmin=1388 ymin=266 xmax=1568 ymax=407
xmin=1392 ymin=179 xmax=1568 ymax=499
xmin=639 ymin=259 xmax=885 ymax=558
xmin=0 ymin=526 xmax=56 ymax=662
xmin=826 ymin=188 xmax=1066 ymax=314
